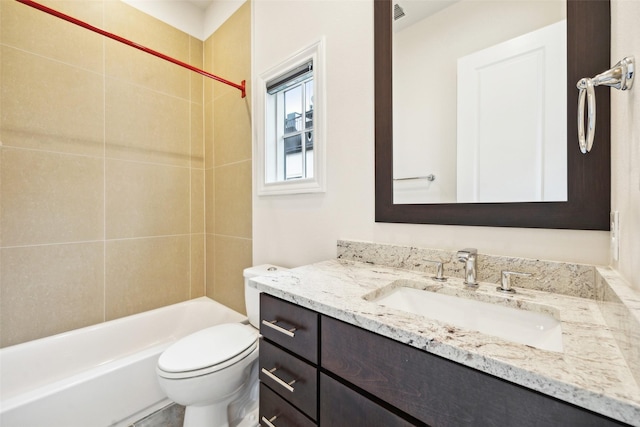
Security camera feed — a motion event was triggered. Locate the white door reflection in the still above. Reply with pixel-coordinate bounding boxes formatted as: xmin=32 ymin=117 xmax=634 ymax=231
xmin=392 ymin=0 xmax=567 ymax=204
xmin=456 ymin=21 xmax=567 ymax=203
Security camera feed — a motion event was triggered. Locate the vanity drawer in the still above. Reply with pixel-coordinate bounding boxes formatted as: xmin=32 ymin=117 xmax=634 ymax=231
xmin=259 ymin=383 xmax=316 ymax=427
xmin=260 ymin=294 xmax=318 ymax=364
xmin=259 ymin=339 xmax=318 ymax=421
xmin=321 ymin=315 xmax=626 ymax=427
xmin=320 ymin=373 xmax=418 ymax=427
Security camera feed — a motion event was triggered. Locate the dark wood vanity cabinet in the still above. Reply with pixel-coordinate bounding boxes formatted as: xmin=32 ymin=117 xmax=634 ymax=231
xmin=259 ymin=294 xmax=628 ymax=427
xmin=259 ymin=293 xmax=318 ymax=364
xmin=259 ymin=294 xmax=319 ymax=426
xmin=319 ymin=373 xmax=416 ymax=426
xmin=260 ymin=383 xmax=316 ymax=427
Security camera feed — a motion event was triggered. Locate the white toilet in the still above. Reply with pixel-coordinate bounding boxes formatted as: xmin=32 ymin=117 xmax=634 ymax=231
xmin=156 ymin=265 xmax=284 ymax=427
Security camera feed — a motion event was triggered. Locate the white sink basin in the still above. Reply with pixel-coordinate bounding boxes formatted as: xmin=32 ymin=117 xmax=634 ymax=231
xmin=367 ymin=284 xmax=563 ymax=352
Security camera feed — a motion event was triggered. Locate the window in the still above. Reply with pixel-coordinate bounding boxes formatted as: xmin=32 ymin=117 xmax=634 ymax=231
xmin=268 ymin=62 xmax=314 ymax=182
xmin=256 ymin=39 xmax=325 ymax=195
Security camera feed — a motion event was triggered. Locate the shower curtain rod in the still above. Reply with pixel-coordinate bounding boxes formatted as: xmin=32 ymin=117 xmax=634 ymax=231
xmin=16 ymin=0 xmax=246 ymax=98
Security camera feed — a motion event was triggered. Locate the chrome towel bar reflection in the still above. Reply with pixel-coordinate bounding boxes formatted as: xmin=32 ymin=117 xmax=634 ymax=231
xmin=393 ymin=174 xmax=436 ymax=182
xmin=577 ymin=56 xmax=635 ymax=154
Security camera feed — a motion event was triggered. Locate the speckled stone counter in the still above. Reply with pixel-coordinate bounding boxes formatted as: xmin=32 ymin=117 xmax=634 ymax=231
xmin=250 ymin=256 xmax=640 ymax=426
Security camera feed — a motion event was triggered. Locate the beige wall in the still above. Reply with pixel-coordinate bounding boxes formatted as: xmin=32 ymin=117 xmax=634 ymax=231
xmin=0 ymin=0 xmax=251 ymax=347
xmin=204 ymin=2 xmax=252 ymax=314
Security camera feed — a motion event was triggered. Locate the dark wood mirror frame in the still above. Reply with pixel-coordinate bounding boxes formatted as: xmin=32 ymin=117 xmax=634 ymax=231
xmin=375 ymin=0 xmax=611 ymax=230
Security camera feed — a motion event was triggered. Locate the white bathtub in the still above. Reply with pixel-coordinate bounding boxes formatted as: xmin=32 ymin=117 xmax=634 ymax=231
xmin=0 ymin=297 xmax=247 ymax=427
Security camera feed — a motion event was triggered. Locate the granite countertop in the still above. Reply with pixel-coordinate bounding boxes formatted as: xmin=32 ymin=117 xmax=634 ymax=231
xmin=249 ymin=259 xmax=640 ymax=426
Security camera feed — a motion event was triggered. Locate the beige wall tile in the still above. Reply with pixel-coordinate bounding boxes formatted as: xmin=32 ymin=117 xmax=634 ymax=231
xmin=203 ymin=4 xmax=253 ymax=317
xmin=1 ymin=46 xmax=104 ymax=157
xmin=105 ymin=40 xmax=190 ymax=100
xmin=0 ymin=0 xmax=252 ymax=347
xmin=191 ymin=233 xmax=205 ymax=298
xmin=105 ymin=78 xmax=191 ymax=167
xmin=191 ymin=73 xmax=204 ymax=106
xmin=1 ymin=148 xmax=104 ymax=247
xmin=191 ymin=102 xmax=204 ymax=168
xmin=106 ymin=159 xmax=190 ymax=239
xmin=1 ymin=0 xmax=104 ymax=73
xmin=213 ymin=92 xmax=252 ymax=166
xmin=211 ymin=235 xmax=252 ymax=314
xmin=0 ymin=0 xmax=227 ymax=346
xmin=206 ymin=234 xmax=216 ymax=297
xmin=203 ymin=36 xmax=215 ymax=102
xmin=191 ymin=168 xmax=205 ymax=233
xmin=105 ymin=236 xmax=190 ymax=320
xmin=212 ymin=2 xmax=251 ymax=100
xmin=0 ymin=242 xmax=104 ymax=347
xmin=190 ymin=36 xmax=203 ymax=68
xmin=190 ymin=36 xmax=204 ymax=104
xmin=215 ymin=160 xmax=252 ymax=239
xmin=0 ymin=150 xmax=3 ymax=245
xmin=104 ymin=0 xmax=190 ymax=63
xmin=204 ymin=101 xmax=215 ymax=169
xmin=205 ymin=167 xmax=215 ymax=234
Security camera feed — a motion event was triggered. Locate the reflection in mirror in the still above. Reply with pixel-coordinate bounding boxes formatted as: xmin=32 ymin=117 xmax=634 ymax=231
xmin=392 ymin=0 xmax=567 ymax=204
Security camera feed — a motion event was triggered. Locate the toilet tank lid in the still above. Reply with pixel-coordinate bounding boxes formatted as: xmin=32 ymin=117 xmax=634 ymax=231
xmin=243 ymin=264 xmax=287 ymax=279
xmin=158 ymin=324 xmax=257 ymax=373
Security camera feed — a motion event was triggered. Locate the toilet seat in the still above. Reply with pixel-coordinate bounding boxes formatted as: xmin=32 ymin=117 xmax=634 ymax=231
xmin=157 ymin=323 xmax=258 ymax=380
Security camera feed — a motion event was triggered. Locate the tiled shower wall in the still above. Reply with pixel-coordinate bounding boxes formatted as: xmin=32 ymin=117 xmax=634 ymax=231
xmin=0 ymin=0 xmax=252 ymax=347
xmin=203 ymin=2 xmax=252 ymax=314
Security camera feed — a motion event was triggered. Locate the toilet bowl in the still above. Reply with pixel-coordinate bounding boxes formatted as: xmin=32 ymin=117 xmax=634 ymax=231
xmin=156 ymin=265 xmax=285 ymax=427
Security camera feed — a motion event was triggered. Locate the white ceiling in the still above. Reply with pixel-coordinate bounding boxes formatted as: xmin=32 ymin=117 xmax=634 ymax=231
xmin=122 ymin=0 xmax=244 ymax=40
xmin=393 ymin=0 xmax=461 ymax=33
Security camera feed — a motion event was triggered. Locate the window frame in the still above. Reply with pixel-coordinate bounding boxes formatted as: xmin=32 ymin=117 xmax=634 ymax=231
xmin=255 ymin=38 xmax=326 ymax=196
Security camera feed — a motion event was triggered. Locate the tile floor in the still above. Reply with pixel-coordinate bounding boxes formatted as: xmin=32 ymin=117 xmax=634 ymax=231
xmin=130 ymin=403 xmax=185 ymax=427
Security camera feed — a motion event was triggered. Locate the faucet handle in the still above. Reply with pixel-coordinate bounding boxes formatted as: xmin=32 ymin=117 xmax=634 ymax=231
xmin=456 ymin=247 xmax=477 ymax=258
xmin=425 ymin=260 xmax=446 ymax=282
xmin=498 ymin=270 xmax=532 ymax=294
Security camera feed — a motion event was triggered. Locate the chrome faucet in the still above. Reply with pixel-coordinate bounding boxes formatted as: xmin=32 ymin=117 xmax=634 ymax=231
xmin=456 ymin=248 xmax=478 ymax=288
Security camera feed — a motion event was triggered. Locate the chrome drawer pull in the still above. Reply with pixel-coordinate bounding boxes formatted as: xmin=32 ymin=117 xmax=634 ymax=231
xmin=261 ymin=367 xmax=296 ymax=392
xmin=261 ymin=415 xmax=278 ymax=427
xmin=262 ymin=319 xmax=296 ymax=337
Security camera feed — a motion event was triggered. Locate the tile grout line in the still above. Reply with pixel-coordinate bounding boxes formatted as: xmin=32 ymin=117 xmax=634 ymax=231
xmin=1 ymin=234 xmax=198 ymax=250
xmin=0 ymin=44 xmax=195 ymax=104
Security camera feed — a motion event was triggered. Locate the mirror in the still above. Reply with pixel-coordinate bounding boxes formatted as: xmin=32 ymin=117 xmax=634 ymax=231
xmin=393 ymin=0 xmax=567 ymax=204
xmin=375 ymin=0 xmax=611 ymax=229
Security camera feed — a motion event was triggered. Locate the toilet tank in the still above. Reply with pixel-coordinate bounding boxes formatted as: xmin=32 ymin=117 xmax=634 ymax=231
xmin=243 ymin=265 xmax=287 ymax=328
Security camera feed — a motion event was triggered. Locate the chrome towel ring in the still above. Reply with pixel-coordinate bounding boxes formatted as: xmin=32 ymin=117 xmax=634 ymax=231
xmin=577 ymin=77 xmax=596 ymax=153
xmin=577 ymin=56 xmax=635 ymax=154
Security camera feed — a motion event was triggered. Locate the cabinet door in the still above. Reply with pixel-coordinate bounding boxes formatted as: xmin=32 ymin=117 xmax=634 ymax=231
xmin=260 ymin=339 xmax=318 ymax=420
xmin=320 ymin=373 xmax=419 ymax=427
xmin=260 ymin=294 xmax=319 ymax=364
xmin=321 ymin=316 xmax=627 ymax=427
xmin=260 ymin=383 xmax=316 ymax=427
